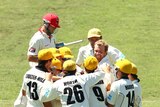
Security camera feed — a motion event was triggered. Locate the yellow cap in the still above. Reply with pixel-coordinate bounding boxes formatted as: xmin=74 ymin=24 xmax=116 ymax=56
xmin=115 ymin=59 xmax=132 ymax=74
xmin=83 ymin=56 xmax=98 ymax=71
xmin=49 ymin=48 xmax=63 ymax=58
xmin=59 ymin=47 xmax=74 ymax=58
xmin=38 ymin=49 xmax=53 ymax=61
xmin=51 ymin=58 xmax=62 ymax=70
xmin=63 ymin=60 xmax=76 ymax=71
xmin=87 ymin=28 xmax=102 ymax=39
xmin=131 ymin=63 xmax=138 ymax=74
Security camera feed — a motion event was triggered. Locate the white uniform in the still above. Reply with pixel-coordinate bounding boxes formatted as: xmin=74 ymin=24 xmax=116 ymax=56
xmin=40 ymin=70 xmax=105 ymax=107
xmin=76 ymin=44 xmax=93 ymax=66
xmin=14 ymin=88 xmax=27 ymax=107
xmin=132 ymin=80 xmax=142 ymax=107
xmin=98 ymin=55 xmax=117 ymax=83
xmin=76 ymin=65 xmax=84 ymax=75
xmin=88 ymin=74 xmax=108 ymax=107
xmin=27 ymin=30 xmax=56 ymax=67
xmin=76 ymin=44 xmax=125 ymax=66
xmin=107 ymin=78 xmax=135 ymax=107
xmin=22 ymin=67 xmax=47 ymax=107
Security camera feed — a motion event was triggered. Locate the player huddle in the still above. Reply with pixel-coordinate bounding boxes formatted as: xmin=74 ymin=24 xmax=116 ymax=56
xmin=14 ymin=13 xmax=142 ymax=107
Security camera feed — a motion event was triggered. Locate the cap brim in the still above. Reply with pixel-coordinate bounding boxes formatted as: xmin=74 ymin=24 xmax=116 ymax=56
xmin=87 ymin=35 xmax=101 ymax=38
xmin=64 ymin=55 xmax=74 ymax=59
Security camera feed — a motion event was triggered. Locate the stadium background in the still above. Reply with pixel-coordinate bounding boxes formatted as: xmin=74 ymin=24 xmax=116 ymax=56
xmin=0 ymin=0 xmax=160 ymax=106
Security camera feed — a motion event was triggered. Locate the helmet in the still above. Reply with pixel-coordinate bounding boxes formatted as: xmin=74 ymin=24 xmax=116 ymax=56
xmin=43 ymin=13 xmax=60 ymax=28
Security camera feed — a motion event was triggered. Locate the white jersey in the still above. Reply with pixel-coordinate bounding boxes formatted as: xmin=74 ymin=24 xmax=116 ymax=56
xmin=88 ymin=73 xmax=109 ymax=107
xmin=14 ymin=87 xmax=27 ymax=107
xmin=76 ymin=44 xmax=93 ymax=66
xmin=76 ymin=44 xmax=125 ymax=66
xmin=76 ymin=65 xmax=84 ymax=76
xmin=98 ymin=55 xmax=117 ymax=83
xmin=27 ymin=30 xmax=56 ymax=67
xmin=40 ymin=70 xmax=105 ymax=107
xmin=108 ymin=45 xmax=125 ymax=62
xmin=107 ymin=78 xmax=135 ymax=107
xmin=132 ymin=80 xmax=142 ymax=107
xmin=22 ymin=67 xmax=47 ymax=107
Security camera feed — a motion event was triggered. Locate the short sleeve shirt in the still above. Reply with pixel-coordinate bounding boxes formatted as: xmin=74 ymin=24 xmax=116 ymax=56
xmin=40 ymin=70 xmax=105 ymax=107
xmin=76 ymin=44 xmax=93 ymax=66
xmin=132 ymin=80 xmax=142 ymax=107
xmin=27 ymin=30 xmax=56 ymax=67
xmin=107 ymin=79 xmax=135 ymax=107
xmin=22 ymin=67 xmax=47 ymax=107
xmin=76 ymin=44 xmax=125 ymax=66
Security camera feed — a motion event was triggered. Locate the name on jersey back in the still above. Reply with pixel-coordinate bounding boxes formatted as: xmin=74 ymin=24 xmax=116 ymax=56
xmin=26 ymin=74 xmax=45 ymax=83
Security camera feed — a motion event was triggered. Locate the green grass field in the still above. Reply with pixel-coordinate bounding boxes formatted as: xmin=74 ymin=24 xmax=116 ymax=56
xmin=0 ymin=0 xmax=160 ymax=106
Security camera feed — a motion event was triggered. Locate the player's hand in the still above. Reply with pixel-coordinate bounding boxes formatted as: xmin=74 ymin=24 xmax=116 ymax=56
xmin=52 ymin=76 xmax=62 ymax=82
xmin=45 ymin=72 xmax=53 ymax=81
xmin=101 ymin=64 xmax=111 ymax=73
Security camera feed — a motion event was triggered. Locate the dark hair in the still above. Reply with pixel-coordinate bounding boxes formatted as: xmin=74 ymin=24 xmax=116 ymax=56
xmin=36 ymin=59 xmax=51 ymax=72
xmin=131 ymin=74 xmax=140 ymax=82
xmin=121 ymin=72 xmax=129 ymax=79
xmin=85 ymin=68 xmax=96 ymax=73
xmin=63 ymin=70 xmax=76 ymax=77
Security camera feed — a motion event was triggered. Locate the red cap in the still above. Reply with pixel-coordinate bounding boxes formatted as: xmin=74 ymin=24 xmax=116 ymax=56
xmin=43 ymin=13 xmax=60 ymax=28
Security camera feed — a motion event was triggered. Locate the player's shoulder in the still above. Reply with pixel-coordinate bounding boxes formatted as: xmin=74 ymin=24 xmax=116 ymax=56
xmin=30 ymin=31 xmax=44 ymax=41
xmin=79 ymin=44 xmax=91 ymax=51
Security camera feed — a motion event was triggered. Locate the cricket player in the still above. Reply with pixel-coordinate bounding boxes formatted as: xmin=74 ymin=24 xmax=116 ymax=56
xmin=106 ymin=59 xmax=135 ymax=107
xmin=83 ymin=56 xmax=108 ymax=107
xmin=27 ymin=13 xmax=60 ymax=67
xmin=40 ymin=60 xmax=106 ymax=107
xmin=76 ymin=28 xmax=125 ymax=67
xmin=59 ymin=46 xmax=84 ymax=75
xmin=17 ymin=49 xmax=53 ymax=107
xmin=128 ymin=63 xmax=142 ymax=107
xmin=94 ymin=39 xmax=117 ymax=83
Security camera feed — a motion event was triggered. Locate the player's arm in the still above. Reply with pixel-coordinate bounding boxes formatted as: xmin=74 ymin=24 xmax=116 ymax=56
xmin=83 ymin=69 xmax=105 ymax=87
xmin=106 ymin=103 xmax=114 ymax=107
xmin=40 ymin=73 xmax=59 ymax=102
xmin=76 ymin=47 xmax=84 ymax=67
xmin=43 ymin=101 xmax=52 ymax=107
xmin=27 ymin=55 xmax=38 ymax=62
xmin=22 ymin=89 xmax=26 ymax=96
xmin=27 ymin=37 xmax=40 ymax=62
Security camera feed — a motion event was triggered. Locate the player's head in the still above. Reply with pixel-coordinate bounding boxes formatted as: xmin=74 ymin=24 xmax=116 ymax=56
xmin=59 ymin=47 xmax=74 ymax=62
xmin=37 ymin=49 xmax=53 ymax=72
xmin=63 ymin=60 xmax=76 ymax=76
xmin=83 ymin=56 xmax=98 ymax=73
xmin=49 ymin=48 xmax=63 ymax=61
xmin=43 ymin=13 xmax=60 ymax=35
xmin=87 ymin=28 xmax=102 ymax=48
xmin=50 ymin=58 xmax=62 ymax=75
xmin=94 ymin=40 xmax=108 ymax=62
xmin=115 ymin=59 xmax=132 ymax=79
xmin=128 ymin=63 xmax=140 ymax=81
